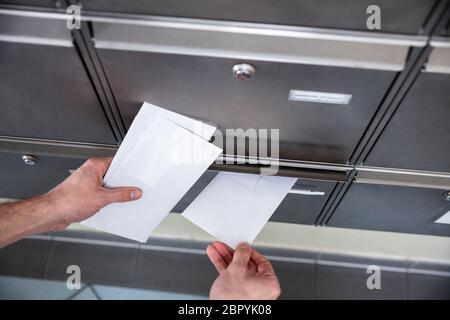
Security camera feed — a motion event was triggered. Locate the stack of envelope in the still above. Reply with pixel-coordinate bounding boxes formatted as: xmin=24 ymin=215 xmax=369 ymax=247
xmin=82 ymin=102 xmax=222 ymax=242
xmin=83 ymin=102 xmax=297 ymax=248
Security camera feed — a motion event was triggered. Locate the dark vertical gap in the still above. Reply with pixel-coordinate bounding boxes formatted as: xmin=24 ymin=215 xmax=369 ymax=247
xmin=86 ymin=25 xmax=128 ymax=137
xmin=358 ymin=68 xmax=424 ymax=165
xmin=42 ymin=240 xmax=56 ymax=279
xmin=313 ymin=253 xmax=321 ymax=300
xmin=347 ymin=71 xmax=401 ymax=165
xmin=131 ymin=245 xmax=143 ymax=288
xmin=420 ymin=0 xmax=450 ymax=35
xmin=89 ymin=284 xmax=103 ymax=300
xmin=314 ymin=182 xmax=340 ymax=225
xmin=419 ymin=0 xmax=443 ymax=35
xmin=71 ymin=29 xmax=121 ymax=143
xmin=78 ymin=24 xmax=126 ymax=140
xmin=348 ymin=48 xmax=418 ymax=165
xmin=78 ymin=20 xmax=127 ymax=139
xmin=359 ymin=46 xmax=433 ymax=165
xmin=321 ymin=169 xmax=357 ymax=225
xmin=66 ymin=284 xmax=88 ymax=300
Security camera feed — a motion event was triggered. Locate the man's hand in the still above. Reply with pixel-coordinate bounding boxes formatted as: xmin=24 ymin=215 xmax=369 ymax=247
xmin=0 ymin=157 xmax=142 ymax=247
xmin=207 ymin=241 xmax=281 ymax=300
xmin=46 ymin=157 xmax=142 ymax=230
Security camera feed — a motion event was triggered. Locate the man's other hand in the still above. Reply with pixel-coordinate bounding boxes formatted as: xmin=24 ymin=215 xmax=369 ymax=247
xmin=207 ymin=241 xmax=281 ymax=300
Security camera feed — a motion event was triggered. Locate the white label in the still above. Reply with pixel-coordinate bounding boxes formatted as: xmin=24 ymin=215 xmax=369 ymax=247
xmin=289 ymin=90 xmax=352 ymax=105
xmin=289 ymin=189 xmax=325 ymax=196
xmin=435 ymin=210 xmax=450 ymax=225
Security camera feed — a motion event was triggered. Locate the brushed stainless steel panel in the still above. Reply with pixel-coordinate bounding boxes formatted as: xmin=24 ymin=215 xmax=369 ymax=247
xmin=425 ymin=43 xmax=450 ymax=74
xmin=329 ymin=183 xmax=450 ymax=237
xmin=81 ymin=0 xmax=435 ymax=35
xmin=0 ymin=9 xmax=72 ymax=46
xmin=98 ymin=50 xmax=396 ymax=163
xmin=365 ymin=72 xmax=450 ymax=173
xmin=0 ymin=150 xmax=85 ymax=199
xmin=92 ymin=17 xmax=419 ymax=71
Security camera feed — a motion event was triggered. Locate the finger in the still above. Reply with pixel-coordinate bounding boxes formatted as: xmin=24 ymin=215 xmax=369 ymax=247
xmin=103 ymin=157 xmax=113 ymax=166
xmin=230 ymin=242 xmax=251 ymax=270
xmin=101 ymin=187 xmax=142 ymax=204
xmin=98 ymin=157 xmax=114 ymax=176
xmin=212 ymin=241 xmax=234 ymax=265
xmin=82 ymin=157 xmax=114 ymax=182
xmin=251 ymin=248 xmax=275 ymax=275
xmin=247 ymin=258 xmax=258 ymax=275
xmin=213 ymin=242 xmax=258 ymax=272
xmin=206 ymin=245 xmax=227 ymax=273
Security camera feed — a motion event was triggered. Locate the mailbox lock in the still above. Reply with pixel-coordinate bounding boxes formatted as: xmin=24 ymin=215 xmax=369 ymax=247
xmin=232 ymin=63 xmax=256 ymax=80
xmin=444 ymin=191 xmax=450 ymax=201
xmin=22 ymin=155 xmax=39 ymax=166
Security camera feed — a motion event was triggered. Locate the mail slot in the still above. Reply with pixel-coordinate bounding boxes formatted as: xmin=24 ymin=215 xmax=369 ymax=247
xmin=0 ymin=11 xmax=117 ymax=144
xmin=328 ymin=182 xmax=450 ymax=237
xmin=173 ymin=173 xmax=336 ymax=225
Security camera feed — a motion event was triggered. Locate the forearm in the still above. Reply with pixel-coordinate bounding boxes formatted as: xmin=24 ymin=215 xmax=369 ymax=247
xmin=0 ymin=158 xmax=141 ymax=248
xmin=0 ymin=195 xmax=61 ymax=248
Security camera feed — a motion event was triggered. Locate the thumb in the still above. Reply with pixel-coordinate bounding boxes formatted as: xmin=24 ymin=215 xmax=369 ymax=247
xmin=101 ymin=187 xmax=142 ymax=204
xmin=230 ymin=242 xmax=251 ymax=270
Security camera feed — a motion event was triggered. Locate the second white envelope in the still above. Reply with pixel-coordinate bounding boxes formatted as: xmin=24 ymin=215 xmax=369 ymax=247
xmin=182 ymin=172 xmax=297 ymax=248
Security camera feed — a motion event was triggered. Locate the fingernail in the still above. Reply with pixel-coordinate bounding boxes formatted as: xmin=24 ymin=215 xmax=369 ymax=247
xmin=130 ymin=189 xmax=142 ymax=200
xmin=237 ymin=242 xmax=249 ymax=249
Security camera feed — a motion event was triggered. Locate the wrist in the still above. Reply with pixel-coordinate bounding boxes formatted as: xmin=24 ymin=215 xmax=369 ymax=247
xmin=35 ymin=192 xmax=70 ymax=231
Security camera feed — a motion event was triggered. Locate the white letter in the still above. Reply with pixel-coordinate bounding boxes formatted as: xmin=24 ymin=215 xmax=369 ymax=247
xmin=66 ymin=265 xmax=81 ymax=290
xmin=260 ymin=129 xmax=279 ymax=175
xmin=366 ymin=5 xmax=381 ymax=30
xmin=225 ymin=128 xmax=258 ymax=164
xmin=366 ymin=265 xmax=381 ymax=290
xmin=66 ymin=5 xmax=81 ymax=30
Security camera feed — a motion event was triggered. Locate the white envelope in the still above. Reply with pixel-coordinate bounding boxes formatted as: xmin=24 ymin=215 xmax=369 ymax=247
xmin=82 ymin=113 xmax=222 ymax=242
xmin=182 ymin=172 xmax=297 ymax=248
xmin=104 ymin=102 xmax=217 ymax=182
